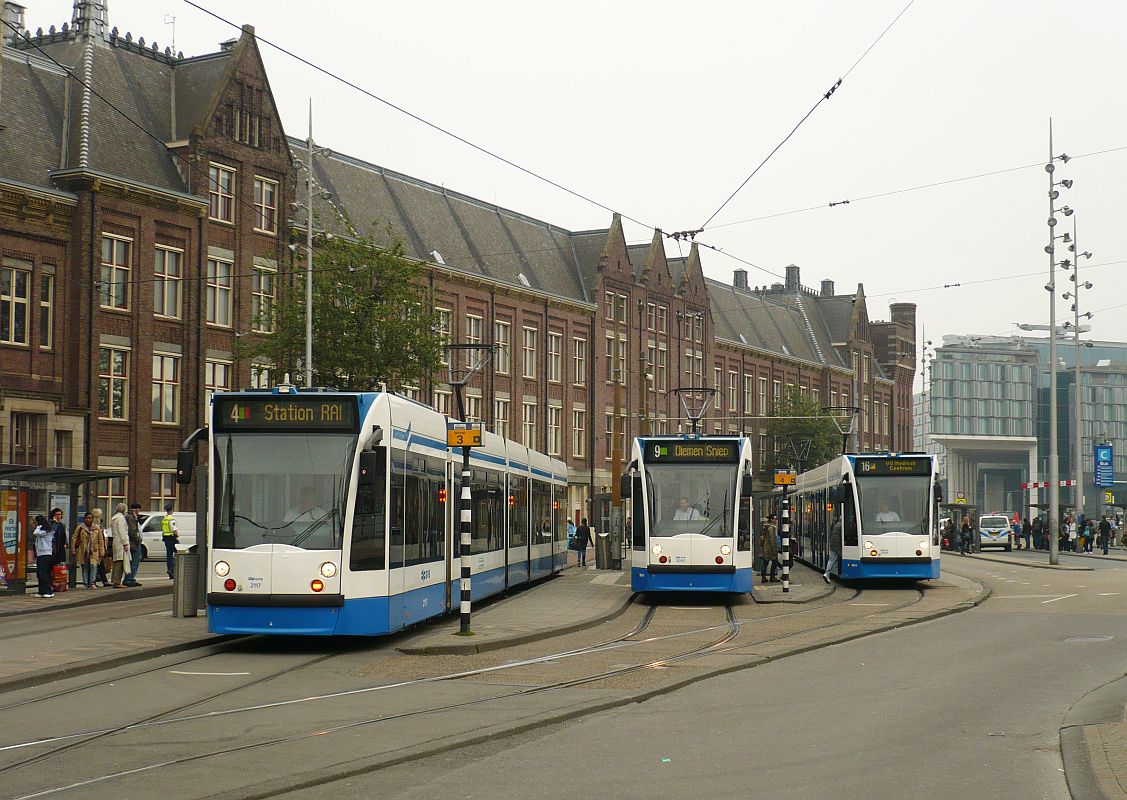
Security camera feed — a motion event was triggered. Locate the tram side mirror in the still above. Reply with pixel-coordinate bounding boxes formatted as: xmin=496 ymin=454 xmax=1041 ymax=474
xmin=934 ymin=484 xmax=944 ymax=504
xmin=359 ymin=450 xmax=381 ymax=486
xmin=175 ymin=449 xmax=195 ymax=485
xmin=620 ymin=473 xmax=632 ymax=499
xmin=741 ymin=472 xmax=753 ymax=499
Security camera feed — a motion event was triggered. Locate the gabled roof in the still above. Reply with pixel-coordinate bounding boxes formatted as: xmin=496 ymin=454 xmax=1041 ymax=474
xmin=173 ymin=53 xmax=232 ymax=138
xmin=706 ymin=278 xmax=828 ymax=365
xmin=0 ymin=50 xmax=68 ymax=189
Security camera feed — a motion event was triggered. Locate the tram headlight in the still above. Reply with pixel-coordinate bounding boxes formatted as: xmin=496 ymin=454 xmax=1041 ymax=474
xmin=919 ymin=541 xmax=928 ymax=551
xmin=864 ymin=541 xmax=873 ymax=550
xmin=214 ymin=560 xmax=230 ymax=577
xmin=720 ymin=545 xmax=731 ymax=556
xmin=651 ymin=544 xmax=663 ymax=556
xmin=319 ymin=562 xmax=337 ymax=579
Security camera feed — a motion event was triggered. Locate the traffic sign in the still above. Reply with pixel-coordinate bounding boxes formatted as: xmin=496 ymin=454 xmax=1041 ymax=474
xmin=774 ymin=469 xmax=796 ymax=486
xmin=1095 ymin=445 xmax=1114 ymax=488
xmin=447 ymin=427 xmax=482 ymax=448
xmin=1106 ymin=491 xmax=1115 ymax=504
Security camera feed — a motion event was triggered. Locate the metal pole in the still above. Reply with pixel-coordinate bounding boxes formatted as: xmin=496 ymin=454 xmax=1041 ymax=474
xmin=453 ymin=387 xmax=473 ymax=634
xmin=1047 ymin=121 xmax=1060 ymax=566
xmin=781 ymin=494 xmax=790 ymax=593
xmin=1072 ymin=216 xmax=1084 ymax=522
xmin=304 ymin=99 xmax=314 ymax=390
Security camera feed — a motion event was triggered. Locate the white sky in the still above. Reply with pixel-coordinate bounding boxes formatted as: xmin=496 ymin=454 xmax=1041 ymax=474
xmin=25 ymin=1 xmax=1127 ymax=371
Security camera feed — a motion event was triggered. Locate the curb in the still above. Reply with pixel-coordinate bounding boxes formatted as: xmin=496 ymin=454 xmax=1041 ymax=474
xmin=1059 ymin=671 xmax=1127 ymax=800
xmin=752 ymin=580 xmax=836 ymax=604
xmin=0 ymin=583 xmax=174 ymax=618
xmin=965 ymin=553 xmax=1093 ymax=571
xmin=205 ymin=573 xmax=991 ymax=800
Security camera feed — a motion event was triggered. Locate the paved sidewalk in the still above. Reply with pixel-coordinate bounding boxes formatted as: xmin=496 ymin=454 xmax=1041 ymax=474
xmin=0 ymin=561 xmax=174 ymax=618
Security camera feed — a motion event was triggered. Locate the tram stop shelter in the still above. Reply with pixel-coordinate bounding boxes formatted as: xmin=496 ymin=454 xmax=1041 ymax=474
xmin=0 ymin=464 xmax=121 ymax=594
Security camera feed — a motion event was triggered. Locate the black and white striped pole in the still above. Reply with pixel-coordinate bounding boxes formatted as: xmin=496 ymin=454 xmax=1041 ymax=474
xmin=458 ymin=454 xmax=472 ymax=634
xmin=781 ymin=495 xmax=791 ymax=593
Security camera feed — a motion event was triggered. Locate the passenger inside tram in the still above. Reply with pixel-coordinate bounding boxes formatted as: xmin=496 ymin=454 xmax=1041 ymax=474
xmin=673 ymin=497 xmax=704 ymax=520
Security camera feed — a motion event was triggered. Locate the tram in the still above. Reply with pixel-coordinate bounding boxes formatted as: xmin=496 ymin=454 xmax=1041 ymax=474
xmin=790 ymin=453 xmax=942 ymax=581
xmin=178 ymin=387 xmax=567 ymax=636
xmin=623 ymin=435 xmax=756 ymax=593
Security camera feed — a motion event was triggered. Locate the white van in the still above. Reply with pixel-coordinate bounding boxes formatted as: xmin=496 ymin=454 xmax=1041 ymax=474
xmin=978 ymin=514 xmax=1012 ymax=551
xmin=138 ymin=512 xmax=197 ymax=561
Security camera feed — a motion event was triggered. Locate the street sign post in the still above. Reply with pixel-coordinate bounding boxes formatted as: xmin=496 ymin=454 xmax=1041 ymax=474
xmin=1095 ymin=445 xmax=1114 ymax=488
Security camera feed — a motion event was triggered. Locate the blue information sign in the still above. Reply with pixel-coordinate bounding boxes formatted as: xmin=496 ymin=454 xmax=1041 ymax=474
xmin=1094 ymin=445 xmax=1114 ymax=488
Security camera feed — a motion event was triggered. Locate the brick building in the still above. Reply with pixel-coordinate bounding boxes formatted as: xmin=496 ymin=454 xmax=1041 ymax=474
xmin=1 ymin=1 xmax=916 ymax=524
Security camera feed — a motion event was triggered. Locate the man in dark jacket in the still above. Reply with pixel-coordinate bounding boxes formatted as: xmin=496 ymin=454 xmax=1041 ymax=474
xmin=574 ymin=518 xmax=592 ymax=567
xmin=123 ymin=503 xmax=144 ymax=587
xmin=49 ymin=507 xmax=68 ymax=567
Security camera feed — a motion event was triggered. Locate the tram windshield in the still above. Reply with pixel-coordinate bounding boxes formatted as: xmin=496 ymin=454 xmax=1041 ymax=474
xmin=856 ymin=475 xmax=930 ymax=535
xmin=212 ymin=432 xmax=356 ymax=550
xmin=645 ymin=463 xmax=736 ymax=538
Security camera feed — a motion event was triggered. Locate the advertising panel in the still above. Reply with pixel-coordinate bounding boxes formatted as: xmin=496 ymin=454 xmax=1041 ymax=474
xmin=0 ymin=488 xmax=28 ymax=588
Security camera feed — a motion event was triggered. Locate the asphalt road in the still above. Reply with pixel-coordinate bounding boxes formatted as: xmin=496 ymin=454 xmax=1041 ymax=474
xmin=274 ymin=553 xmax=1127 ymax=800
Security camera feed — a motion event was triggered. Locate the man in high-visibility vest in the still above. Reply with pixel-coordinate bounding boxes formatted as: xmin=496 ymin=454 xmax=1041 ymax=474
xmin=161 ymin=502 xmax=179 ymax=579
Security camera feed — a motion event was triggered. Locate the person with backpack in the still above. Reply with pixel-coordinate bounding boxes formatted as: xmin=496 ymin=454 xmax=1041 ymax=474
xmin=32 ymin=515 xmax=55 ymax=598
xmin=574 ymin=518 xmax=592 ymax=567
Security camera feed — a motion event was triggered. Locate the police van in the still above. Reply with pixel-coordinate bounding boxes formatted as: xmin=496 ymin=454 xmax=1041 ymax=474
xmin=977 ymin=513 xmax=1012 ymax=551
xmin=138 ymin=512 xmax=197 ymax=561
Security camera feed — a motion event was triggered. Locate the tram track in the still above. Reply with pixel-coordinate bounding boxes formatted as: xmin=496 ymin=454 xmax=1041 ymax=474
xmin=3 ymin=582 xmax=937 ymax=799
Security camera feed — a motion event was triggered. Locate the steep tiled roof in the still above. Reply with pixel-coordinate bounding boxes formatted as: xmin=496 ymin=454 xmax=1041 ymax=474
xmin=0 ymin=51 xmax=68 ymax=189
xmin=173 ymin=54 xmax=232 ymax=138
xmin=305 ymin=142 xmax=593 ymax=303
xmin=706 ymin=278 xmax=826 ymax=364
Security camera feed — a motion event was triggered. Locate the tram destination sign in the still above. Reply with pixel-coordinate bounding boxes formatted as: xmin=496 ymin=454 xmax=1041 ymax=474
xmin=215 ymin=396 xmax=359 ymax=432
xmin=855 ymin=457 xmax=930 ymax=476
xmin=645 ymin=440 xmax=740 ymax=463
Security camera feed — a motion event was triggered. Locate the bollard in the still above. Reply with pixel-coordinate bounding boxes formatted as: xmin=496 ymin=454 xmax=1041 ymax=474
xmin=781 ymin=496 xmax=790 ymax=593
xmin=172 ymin=551 xmax=199 ymax=617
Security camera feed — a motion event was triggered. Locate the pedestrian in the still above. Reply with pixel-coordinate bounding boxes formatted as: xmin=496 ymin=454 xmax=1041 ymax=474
xmin=1098 ymin=515 xmax=1112 ymax=556
xmin=959 ymin=518 xmax=973 ymax=555
xmin=758 ymin=513 xmax=779 ymax=583
xmin=1032 ymin=516 xmax=1044 ymax=550
xmin=1022 ymin=518 xmax=1032 ymax=551
xmin=71 ymin=512 xmax=104 ymax=588
xmin=574 ymin=517 xmax=592 ymax=567
xmin=1066 ymin=515 xmax=1078 ymax=553
xmin=823 ymin=515 xmax=842 ymax=582
xmin=31 ymin=515 xmax=55 ymax=598
xmin=566 ymin=517 xmax=576 ymax=545
xmin=110 ymin=502 xmax=130 ymax=588
xmin=93 ymin=508 xmax=112 ymax=587
xmin=160 ymin=503 xmax=179 ymax=579
xmin=123 ymin=502 xmax=144 ymax=587
xmin=1085 ymin=519 xmax=1096 ymax=553
xmin=49 ymin=507 xmax=68 ymax=573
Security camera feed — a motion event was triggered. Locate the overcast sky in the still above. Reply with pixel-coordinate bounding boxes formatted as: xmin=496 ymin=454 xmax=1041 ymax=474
xmin=26 ymin=1 xmax=1127 ymax=374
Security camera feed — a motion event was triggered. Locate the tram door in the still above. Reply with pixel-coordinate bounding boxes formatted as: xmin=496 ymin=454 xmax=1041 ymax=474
xmin=445 ymin=460 xmax=454 ymax=611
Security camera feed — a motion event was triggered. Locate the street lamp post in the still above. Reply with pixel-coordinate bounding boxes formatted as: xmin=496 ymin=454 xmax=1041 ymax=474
xmin=294 ymin=100 xmax=332 ymax=389
xmin=1063 ymin=216 xmax=1094 ymax=520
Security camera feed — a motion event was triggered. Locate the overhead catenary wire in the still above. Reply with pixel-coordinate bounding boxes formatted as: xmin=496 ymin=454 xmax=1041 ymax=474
xmin=697 ymin=0 xmax=916 ymax=232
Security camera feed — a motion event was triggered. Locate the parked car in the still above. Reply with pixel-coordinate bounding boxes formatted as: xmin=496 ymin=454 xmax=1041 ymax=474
xmin=138 ymin=512 xmax=197 ymax=561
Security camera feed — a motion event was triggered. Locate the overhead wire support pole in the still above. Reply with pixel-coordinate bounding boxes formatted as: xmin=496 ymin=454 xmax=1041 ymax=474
xmin=304 ymin=100 xmax=314 ymax=389
xmin=781 ymin=494 xmax=790 ymax=593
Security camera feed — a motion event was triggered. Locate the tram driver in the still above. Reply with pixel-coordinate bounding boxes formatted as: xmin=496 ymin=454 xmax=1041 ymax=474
xmin=283 ymin=486 xmax=328 ymax=527
xmin=674 ymin=497 xmax=704 ymax=521
xmin=874 ymin=501 xmax=902 ymax=525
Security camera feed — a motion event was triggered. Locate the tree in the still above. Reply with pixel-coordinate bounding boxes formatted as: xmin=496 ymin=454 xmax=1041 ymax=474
xmin=241 ymin=233 xmax=444 ymax=392
xmin=764 ymin=386 xmax=841 ymax=476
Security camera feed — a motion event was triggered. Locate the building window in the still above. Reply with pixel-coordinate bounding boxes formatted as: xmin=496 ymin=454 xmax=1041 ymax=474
xmin=98 ymin=346 xmax=129 ymax=420
xmin=729 ymin=370 xmax=738 ymax=411
xmin=547 ymin=332 xmax=562 ymax=383
xmin=618 ymin=337 xmax=628 ymax=385
xmin=657 ymin=305 xmax=667 ymax=334
xmin=572 ymin=409 xmax=586 ymax=458
xmin=253 ymin=177 xmax=278 ymax=233
xmin=759 ymin=377 xmax=768 ymax=415
xmin=606 ymin=335 xmax=616 ymax=382
xmin=572 ymin=337 xmax=586 ymax=385
xmin=522 ymin=327 xmax=537 ymax=378
xmin=604 ymin=411 xmax=626 ymax=461
xmin=99 ymin=235 xmax=131 ymax=310
xmin=433 ymin=389 xmax=451 ymax=415
xmin=646 ymin=303 xmax=656 ymax=331
xmin=55 ymin=430 xmax=72 ymax=468
xmin=10 ymin=412 xmax=45 ymax=465
xmin=773 ymin=379 xmax=781 ymax=409
xmin=95 ymin=474 xmax=128 ymax=522
xmin=152 ymin=247 xmax=182 ymax=319
xmin=547 ymin=405 xmax=562 ymax=455
xmin=465 ymin=314 xmax=483 ymax=367
xmin=436 ymin=308 xmax=452 ymax=365
xmin=250 ymin=364 xmax=272 ymax=389
xmin=744 ymin=375 xmax=753 ymax=416
xmin=0 ymin=265 xmax=30 ymax=345
xmin=694 ymin=353 xmax=703 ymax=386
xmin=494 ymin=320 xmax=511 ymax=374
xmin=657 ymin=345 xmax=668 ymax=391
xmin=616 ymin=294 xmax=628 ymax=324
xmin=694 ymin=314 xmax=703 ymax=342
xmin=465 ymin=394 xmax=481 ymax=423
xmin=205 ymin=359 xmax=232 ymax=412
xmin=206 ymin=258 xmax=233 ymax=327
xmin=604 ymin=291 xmax=615 ymax=320
xmin=494 ymin=398 xmax=509 ymax=438
xmin=151 ymin=470 xmax=177 ymax=513
xmin=208 ymin=164 xmax=236 ymax=223
xmin=251 ymin=267 xmax=275 ymax=332
xmin=522 ymin=401 xmax=536 ymax=445
xmin=38 ymin=273 xmax=53 ymax=349
xmin=714 ymin=367 xmax=722 ymax=392
xmin=152 ymin=353 xmax=180 ymax=424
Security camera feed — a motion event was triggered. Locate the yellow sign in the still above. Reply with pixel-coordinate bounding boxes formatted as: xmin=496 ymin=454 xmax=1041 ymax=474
xmin=955 ymin=497 xmax=967 ymax=505
xmin=1106 ymin=491 xmax=1115 ymax=504
xmin=774 ymin=470 xmax=796 ymax=486
xmin=447 ymin=428 xmax=482 ymax=448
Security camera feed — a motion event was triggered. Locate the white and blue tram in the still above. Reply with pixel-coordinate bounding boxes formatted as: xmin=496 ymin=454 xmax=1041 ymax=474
xmin=790 ymin=454 xmax=942 ymax=581
xmin=623 ymin=436 xmax=756 ymax=593
xmin=190 ymin=388 xmax=567 ymax=636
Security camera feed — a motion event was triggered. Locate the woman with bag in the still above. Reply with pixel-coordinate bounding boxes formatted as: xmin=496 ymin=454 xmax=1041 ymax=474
xmin=71 ymin=512 xmax=104 ymax=588
xmin=31 ymin=515 xmax=55 ymax=598
xmin=92 ymin=508 xmax=112 ymax=587
xmin=110 ymin=503 xmax=131 ymax=588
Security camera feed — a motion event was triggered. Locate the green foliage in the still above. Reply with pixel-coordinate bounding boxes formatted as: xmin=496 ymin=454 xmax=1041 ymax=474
xmin=764 ymin=386 xmax=841 ymax=475
xmin=241 ymin=234 xmax=443 ymax=392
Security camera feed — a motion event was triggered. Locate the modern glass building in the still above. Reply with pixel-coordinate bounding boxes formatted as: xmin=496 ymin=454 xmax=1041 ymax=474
xmin=924 ymin=334 xmax=1127 ymax=520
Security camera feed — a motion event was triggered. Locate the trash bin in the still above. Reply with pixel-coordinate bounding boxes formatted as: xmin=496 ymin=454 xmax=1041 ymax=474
xmin=595 ymin=532 xmax=611 ymax=570
xmin=172 ymin=551 xmax=200 ymax=618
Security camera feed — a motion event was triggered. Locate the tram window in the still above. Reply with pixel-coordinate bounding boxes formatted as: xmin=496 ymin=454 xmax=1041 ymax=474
xmin=645 ymin=463 xmax=737 ymax=539
xmin=737 ymin=498 xmax=751 ymax=551
xmin=841 ymin=483 xmax=858 ymax=546
xmin=350 ymin=446 xmax=386 ymax=572
xmin=510 ymin=478 xmax=529 ymax=548
xmin=532 ymin=480 xmax=552 ymax=543
xmin=632 ymin=478 xmax=645 ymax=549
xmin=389 ymin=468 xmax=405 ymax=569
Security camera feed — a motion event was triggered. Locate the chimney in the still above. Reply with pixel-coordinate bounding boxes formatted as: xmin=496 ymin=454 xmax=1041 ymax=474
xmin=889 ymin=302 xmax=917 ymax=330
xmin=820 ymin=279 xmax=835 ymax=297
xmin=2 ymin=2 xmax=25 ymax=44
xmin=785 ymin=264 xmax=800 ymax=290
xmin=733 ymin=269 xmax=748 ymax=291
xmin=220 ymin=37 xmax=237 ymax=51
xmin=770 ymin=282 xmax=784 ymax=291
xmin=71 ymin=0 xmax=108 ymax=40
